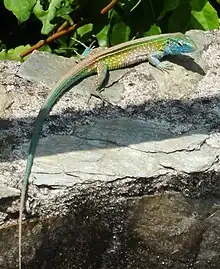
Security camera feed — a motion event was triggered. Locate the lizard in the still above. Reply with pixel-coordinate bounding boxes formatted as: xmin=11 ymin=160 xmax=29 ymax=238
xmin=18 ymin=32 xmax=197 ymax=268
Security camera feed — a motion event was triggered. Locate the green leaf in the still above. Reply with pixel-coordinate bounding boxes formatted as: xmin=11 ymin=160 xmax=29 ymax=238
xmin=0 ymin=45 xmax=31 ymax=61
xmin=159 ymin=0 xmax=180 ymax=20
xmin=168 ymin=1 xmax=192 ymax=32
xmin=4 ymin=0 xmax=36 ymax=22
xmin=38 ymin=45 xmax=52 ymax=53
xmin=109 ymin=10 xmax=131 ymax=46
xmin=96 ymin=25 xmax=111 ymax=47
xmin=76 ymin=24 xmax=93 ymax=38
xmin=0 ymin=50 xmax=7 ymax=60
xmin=190 ymin=0 xmax=219 ymax=30
xmin=56 ymin=6 xmax=73 ymax=18
xmin=33 ymin=0 xmax=63 ymax=35
xmin=143 ymin=24 xmax=161 ymax=36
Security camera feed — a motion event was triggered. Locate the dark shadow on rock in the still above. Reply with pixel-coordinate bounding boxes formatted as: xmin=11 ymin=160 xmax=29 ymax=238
xmin=1 ymin=93 xmax=220 ymax=162
xmin=8 ymin=171 xmax=220 ymax=269
xmin=0 ymin=118 xmax=13 ymax=130
xmin=18 ymin=190 xmax=131 ymax=269
xmin=164 ymin=54 xmax=206 ymax=75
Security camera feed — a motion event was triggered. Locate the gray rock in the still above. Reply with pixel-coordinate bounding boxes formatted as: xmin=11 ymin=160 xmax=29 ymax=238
xmin=0 ymin=184 xmax=19 ymax=198
xmin=1 ymin=29 xmax=220 ymax=268
xmin=0 ymin=84 xmax=13 ymax=118
xmin=18 ymin=50 xmax=76 ymax=88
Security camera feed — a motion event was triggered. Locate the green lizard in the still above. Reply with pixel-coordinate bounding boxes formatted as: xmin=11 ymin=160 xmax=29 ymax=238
xmin=18 ymin=32 xmax=197 ymax=268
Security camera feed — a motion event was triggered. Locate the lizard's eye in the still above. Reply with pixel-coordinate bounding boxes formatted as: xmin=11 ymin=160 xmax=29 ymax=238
xmin=177 ymin=41 xmax=183 ymax=46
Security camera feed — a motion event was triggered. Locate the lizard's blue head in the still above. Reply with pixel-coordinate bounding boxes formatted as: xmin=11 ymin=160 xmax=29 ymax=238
xmin=164 ymin=34 xmax=197 ymax=56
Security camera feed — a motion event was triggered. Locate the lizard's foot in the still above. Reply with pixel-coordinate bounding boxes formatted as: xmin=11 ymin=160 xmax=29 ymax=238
xmin=88 ymin=90 xmax=116 ymax=106
xmin=157 ymin=62 xmax=173 ymax=73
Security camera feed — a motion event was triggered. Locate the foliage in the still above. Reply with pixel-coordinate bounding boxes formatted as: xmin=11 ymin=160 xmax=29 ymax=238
xmin=0 ymin=0 xmax=219 ymax=60
xmin=0 ymin=45 xmax=31 ymax=61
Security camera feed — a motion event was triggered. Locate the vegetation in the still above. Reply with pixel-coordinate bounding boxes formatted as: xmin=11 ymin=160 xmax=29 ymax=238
xmin=0 ymin=0 xmax=219 ymax=61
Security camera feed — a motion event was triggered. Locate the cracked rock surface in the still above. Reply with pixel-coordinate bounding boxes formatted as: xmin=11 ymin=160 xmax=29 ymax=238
xmin=1 ymin=30 xmax=220 ymax=268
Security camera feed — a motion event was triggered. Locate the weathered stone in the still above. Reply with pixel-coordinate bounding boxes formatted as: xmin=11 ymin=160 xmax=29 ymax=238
xmin=1 ymin=29 xmax=220 ymax=268
xmin=0 ymin=84 xmax=13 ymax=118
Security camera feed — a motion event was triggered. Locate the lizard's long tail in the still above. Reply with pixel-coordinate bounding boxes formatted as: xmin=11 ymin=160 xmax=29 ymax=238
xmin=18 ymin=67 xmax=93 ymax=269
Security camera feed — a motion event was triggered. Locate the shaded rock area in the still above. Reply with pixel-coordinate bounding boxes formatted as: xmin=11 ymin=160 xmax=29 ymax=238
xmin=0 ymin=29 xmax=220 ymax=268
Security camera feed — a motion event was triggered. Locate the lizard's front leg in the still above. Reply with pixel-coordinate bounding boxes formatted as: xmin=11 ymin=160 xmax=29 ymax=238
xmin=148 ymin=51 xmax=173 ymax=72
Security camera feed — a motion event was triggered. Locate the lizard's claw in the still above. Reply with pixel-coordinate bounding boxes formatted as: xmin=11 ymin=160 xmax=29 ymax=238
xmin=157 ymin=62 xmax=173 ymax=73
xmin=97 ymin=87 xmax=105 ymax=93
xmin=88 ymin=91 xmax=116 ymax=106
